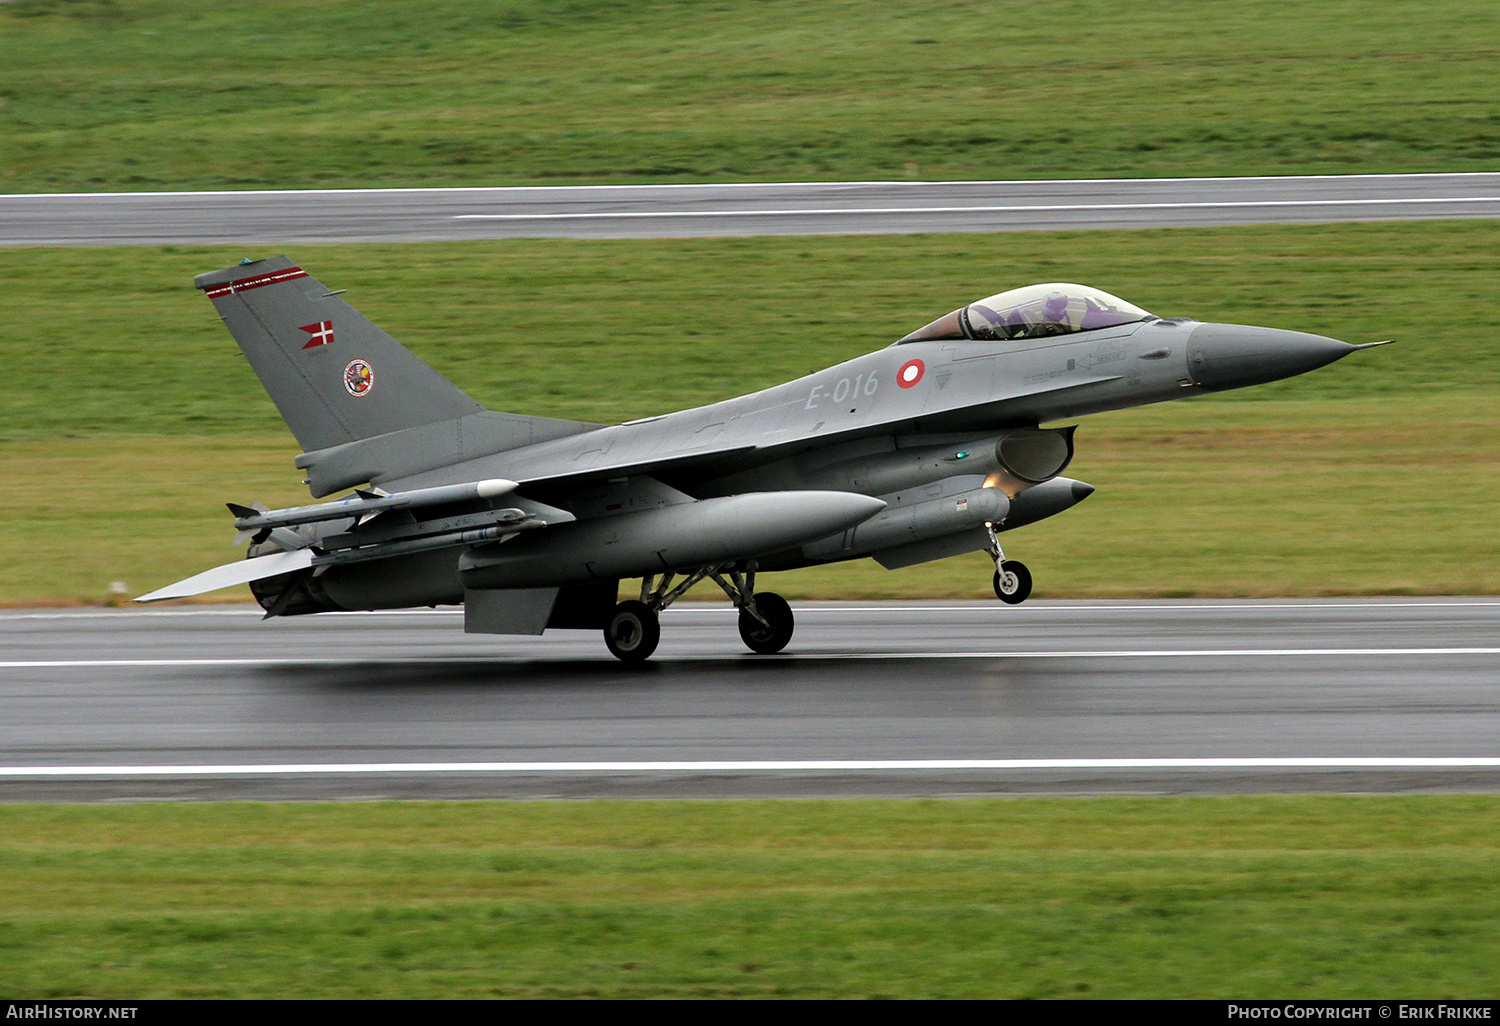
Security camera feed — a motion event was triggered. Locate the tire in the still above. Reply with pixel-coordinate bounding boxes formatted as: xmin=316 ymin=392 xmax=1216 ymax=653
xmin=738 ymin=592 xmax=794 ymax=654
xmin=992 ymin=561 xmax=1033 ymax=605
xmin=603 ymin=600 xmax=661 ymax=662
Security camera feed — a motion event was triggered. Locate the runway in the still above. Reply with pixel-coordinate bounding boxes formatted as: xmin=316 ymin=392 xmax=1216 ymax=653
xmin=3 ymin=599 xmax=1499 ymax=800
xmin=5 ymin=173 xmax=1500 ymax=245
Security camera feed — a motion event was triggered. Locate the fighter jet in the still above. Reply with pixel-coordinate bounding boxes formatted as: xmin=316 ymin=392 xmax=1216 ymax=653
xmin=139 ymin=257 xmax=1387 ymax=660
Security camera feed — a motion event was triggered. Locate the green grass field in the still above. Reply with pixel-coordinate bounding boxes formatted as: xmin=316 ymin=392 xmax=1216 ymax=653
xmin=2 ymin=797 xmax=1498 ymax=998
xmin=1 ymin=222 xmax=1496 ymax=604
xmin=3 ymin=0 xmax=1498 ymax=191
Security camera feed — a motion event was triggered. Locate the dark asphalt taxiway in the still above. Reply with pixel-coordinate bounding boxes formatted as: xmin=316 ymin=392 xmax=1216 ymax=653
xmin=3 ymin=599 xmax=1498 ymax=800
xmin=4 ymin=173 xmax=1499 ymax=245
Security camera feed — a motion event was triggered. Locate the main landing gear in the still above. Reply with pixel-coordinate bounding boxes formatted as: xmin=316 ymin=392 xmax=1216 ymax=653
xmin=986 ymin=523 xmax=1033 ymax=605
xmin=603 ymin=600 xmax=661 ymax=662
xmin=738 ymin=592 xmax=794 ymax=655
xmin=603 ymin=561 xmax=794 ymax=662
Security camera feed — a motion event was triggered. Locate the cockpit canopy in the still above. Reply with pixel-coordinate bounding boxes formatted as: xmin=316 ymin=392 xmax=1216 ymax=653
xmin=897 ymin=283 xmax=1155 ymax=344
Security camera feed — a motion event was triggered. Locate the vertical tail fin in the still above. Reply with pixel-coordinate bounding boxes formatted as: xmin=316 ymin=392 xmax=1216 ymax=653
xmin=195 ymin=256 xmax=485 ymax=452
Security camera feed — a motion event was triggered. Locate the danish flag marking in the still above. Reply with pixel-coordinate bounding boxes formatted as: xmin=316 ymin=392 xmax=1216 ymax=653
xmin=299 ymin=321 xmax=335 ymax=349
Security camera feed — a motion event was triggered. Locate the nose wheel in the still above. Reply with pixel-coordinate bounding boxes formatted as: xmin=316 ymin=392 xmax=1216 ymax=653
xmin=992 ymin=561 xmax=1032 ymax=604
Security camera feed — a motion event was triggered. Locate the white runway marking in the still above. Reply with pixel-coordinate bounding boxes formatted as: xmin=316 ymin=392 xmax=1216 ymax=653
xmin=5 ymin=600 xmax=1500 ymax=622
xmin=453 ymin=197 xmax=1500 ymax=221
xmin=4 ymin=647 xmax=1499 ymax=669
xmin=21 ymin=171 xmax=1500 ymax=200
xmin=3 ymin=758 xmax=1500 ymax=778
xmin=784 ymin=601 xmax=1500 ymax=612
xmin=0 ymin=607 xmax=443 ymax=621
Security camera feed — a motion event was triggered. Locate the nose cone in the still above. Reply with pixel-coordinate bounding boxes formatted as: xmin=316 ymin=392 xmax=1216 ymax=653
xmin=1186 ymin=323 xmax=1357 ymax=392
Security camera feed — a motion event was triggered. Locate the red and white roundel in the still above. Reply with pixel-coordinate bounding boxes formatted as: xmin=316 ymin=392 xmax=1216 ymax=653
xmin=897 ymin=358 xmax=925 ymax=389
xmin=343 ymin=358 xmax=374 ymax=397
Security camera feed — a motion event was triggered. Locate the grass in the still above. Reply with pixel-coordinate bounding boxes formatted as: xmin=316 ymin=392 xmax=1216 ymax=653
xmin=1 ymin=796 xmax=1498 ymax=998
xmin=4 ymin=221 xmax=1492 ymax=442
xmin=2 ymin=0 xmax=1499 ymax=192
xmin=2 ymin=221 xmax=1497 ymax=604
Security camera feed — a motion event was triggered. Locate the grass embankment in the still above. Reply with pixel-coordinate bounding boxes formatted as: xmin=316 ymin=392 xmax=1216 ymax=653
xmin=2 ymin=0 xmax=1498 ymax=191
xmin=2 ymin=221 xmax=1496 ymax=603
xmin=2 ymin=797 xmax=1499 ymax=998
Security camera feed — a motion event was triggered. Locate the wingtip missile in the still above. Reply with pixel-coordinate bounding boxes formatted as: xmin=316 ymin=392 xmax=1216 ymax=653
xmin=230 ymin=478 xmax=520 ymax=531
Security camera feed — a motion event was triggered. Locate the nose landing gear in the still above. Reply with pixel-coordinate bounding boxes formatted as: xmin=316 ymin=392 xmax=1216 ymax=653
xmin=986 ymin=523 xmax=1033 ymax=605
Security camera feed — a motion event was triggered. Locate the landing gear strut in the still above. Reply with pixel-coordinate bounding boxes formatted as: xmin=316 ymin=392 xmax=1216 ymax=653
xmin=604 ymin=561 xmax=795 ymax=661
xmin=714 ymin=566 xmax=794 ymax=654
xmin=986 ymin=523 xmax=1033 ymax=605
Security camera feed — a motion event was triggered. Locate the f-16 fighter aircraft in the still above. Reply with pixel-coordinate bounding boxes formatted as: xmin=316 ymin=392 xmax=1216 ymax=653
xmin=139 ymin=257 xmax=1387 ymax=660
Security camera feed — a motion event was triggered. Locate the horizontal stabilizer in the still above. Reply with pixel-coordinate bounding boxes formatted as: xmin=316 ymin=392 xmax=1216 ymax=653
xmin=135 ymin=549 xmax=314 ymax=603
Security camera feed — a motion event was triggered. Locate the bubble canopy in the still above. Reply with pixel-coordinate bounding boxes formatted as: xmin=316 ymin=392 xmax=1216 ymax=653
xmin=896 ymin=283 xmax=1155 ymax=344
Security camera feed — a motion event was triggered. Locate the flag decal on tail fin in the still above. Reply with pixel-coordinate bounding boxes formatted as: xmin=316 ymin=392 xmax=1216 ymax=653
xmin=299 ymin=321 xmax=335 ymax=349
xmin=344 ymin=359 xmax=374 ymax=397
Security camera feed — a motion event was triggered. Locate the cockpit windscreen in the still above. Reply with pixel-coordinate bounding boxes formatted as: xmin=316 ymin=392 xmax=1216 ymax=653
xmin=897 ymin=283 xmax=1155 ymax=343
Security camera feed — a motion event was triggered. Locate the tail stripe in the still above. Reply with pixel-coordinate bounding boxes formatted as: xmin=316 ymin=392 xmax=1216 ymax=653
xmin=202 ymin=266 xmax=309 ymax=298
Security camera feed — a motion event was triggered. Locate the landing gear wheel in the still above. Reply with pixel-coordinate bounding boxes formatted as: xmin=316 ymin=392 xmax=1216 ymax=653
xmin=738 ymin=592 xmax=794 ymax=654
xmin=604 ymin=600 xmax=660 ymax=662
xmin=993 ymin=561 xmax=1033 ymax=605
